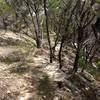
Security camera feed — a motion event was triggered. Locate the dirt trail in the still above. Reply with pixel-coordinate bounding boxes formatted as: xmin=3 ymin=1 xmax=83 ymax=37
xmin=0 ymin=30 xmax=99 ymax=100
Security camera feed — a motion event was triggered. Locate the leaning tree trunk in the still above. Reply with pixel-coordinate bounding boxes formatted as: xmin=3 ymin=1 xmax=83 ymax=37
xmin=58 ymin=37 xmax=65 ymax=69
xmin=23 ymin=0 xmax=42 ymax=48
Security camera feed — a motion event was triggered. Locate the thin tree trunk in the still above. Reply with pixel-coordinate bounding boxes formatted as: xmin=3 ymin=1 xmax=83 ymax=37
xmin=73 ymin=45 xmax=80 ymax=73
xmin=33 ymin=3 xmax=43 ymax=48
xmin=58 ymin=38 xmax=65 ymax=69
xmin=89 ymin=47 xmax=99 ymax=63
xmin=43 ymin=0 xmax=53 ymax=63
xmin=92 ymin=24 xmax=100 ymax=46
xmin=73 ymin=27 xmax=82 ymax=73
xmin=35 ymin=12 xmax=42 ymax=48
xmin=52 ymin=34 xmax=59 ymax=56
xmin=24 ymin=0 xmax=41 ymax=48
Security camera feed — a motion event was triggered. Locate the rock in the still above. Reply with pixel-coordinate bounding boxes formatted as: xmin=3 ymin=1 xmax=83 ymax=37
xmin=0 ymin=37 xmax=23 ymax=46
xmin=18 ymin=93 xmax=35 ymax=100
xmin=6 ymin=51 xmax=25 ymax=63
xmin=80 ymin=71 xmax=95 ymax=82
xmin=95 ymin=87 xmax=100 ymax=100
xmin=53 ymin=96 xmax=59 ymax=100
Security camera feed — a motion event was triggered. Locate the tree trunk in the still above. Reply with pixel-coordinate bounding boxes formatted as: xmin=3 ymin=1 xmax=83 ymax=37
xmin=73 ymin=46 xmax=80 ymax=73
xmin=35 ymin=17 xmax=42 ymax=48
xmin=24 ymin=0 xmax=42 ymax=48
xmin=58 ymin=38 xmax=65 ymax=69
xmin=73 ymin=27 xmax=82 ymax=73
xmin=34 ymin=4 xmax=43 ymax=48
xmin=44 ymin=0 xmax=53 ymax=63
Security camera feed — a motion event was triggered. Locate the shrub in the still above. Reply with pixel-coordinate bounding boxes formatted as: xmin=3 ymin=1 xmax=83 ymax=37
xmin=37 ymin=75 xmax=55 ymax=100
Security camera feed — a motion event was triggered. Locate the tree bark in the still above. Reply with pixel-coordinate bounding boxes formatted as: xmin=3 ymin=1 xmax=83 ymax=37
xmin=23 ymin=0 xmax=41 ymax=48
xmin=58 ymin=37 xmax=65 ymax=69
xmin=73 ymin=45 xmax=80 ymax=73
xmin=33 ymin=3 xmax=43 ymax=48
xmin=73 ymin=27 xmax=82 ymax=73
xmin=43 ymin=0 xmax=53 ymax=63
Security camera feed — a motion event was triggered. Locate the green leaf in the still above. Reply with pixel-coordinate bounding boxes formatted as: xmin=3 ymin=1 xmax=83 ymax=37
xmin=96 ymin=0 xmax=100 ymax=3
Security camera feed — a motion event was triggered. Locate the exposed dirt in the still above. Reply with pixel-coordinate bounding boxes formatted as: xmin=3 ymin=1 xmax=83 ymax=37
xmin=0 ymin=30 xmax=99 ymax=100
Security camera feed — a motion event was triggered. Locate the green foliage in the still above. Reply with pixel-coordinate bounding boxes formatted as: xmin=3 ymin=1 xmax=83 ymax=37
xmin=48 ymin=0 xmax=60 ymax=9
xmin=0 ymin=0 xmax=15 ymax=14
xmin=37 ymin=75 xmax=55 ymax=100
xmin=96 ymin=61 xmax=100 ymax=67
xmin=78 ymin=55 xmax=86 ymax=69
xmin=87 ymin=64 xmax=100 ymax=81
xmin=43 ymin=32 xmax=47 ymax=39
xmin=96 ymin=0 xmax=100 ymax=3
